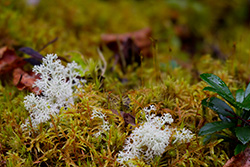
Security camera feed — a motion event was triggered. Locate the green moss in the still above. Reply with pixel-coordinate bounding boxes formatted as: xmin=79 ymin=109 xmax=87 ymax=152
xmin=1 ymin=0 xmax=250 ymax=166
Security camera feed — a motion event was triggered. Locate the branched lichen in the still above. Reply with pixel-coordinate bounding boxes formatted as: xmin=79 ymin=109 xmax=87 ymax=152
xmin=91 ymin=107 xmax=111 ymax=136
xmin=117 ymin=105 xmax=194 ymax=166
xmin=22 ymin=54 xmax=84 ymax=129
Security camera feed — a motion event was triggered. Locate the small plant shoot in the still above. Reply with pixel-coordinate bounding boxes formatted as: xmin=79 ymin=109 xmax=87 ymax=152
xmin=199 ymin=73 xmax=250 ymax=155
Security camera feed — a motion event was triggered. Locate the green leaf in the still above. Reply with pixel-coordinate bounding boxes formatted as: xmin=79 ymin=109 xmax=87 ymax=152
xmin=234 ymin=143 xmax=247 ymax=155
xmin=232 ymin=84 xmax=250 ymax=110
xmin=235 ymin=126 xmax=250 ymax=145
xmin=245 ymin=83 xmax=250 ymax=98
xmin=241 ymin=93 xmax=250 ymax=110
xmin=198 ymin=121 xmax=235 ymax=136
xmin=202 ymin=97 xmax=234 ymax=118
xmin=200 ymin=73 xmax=236 ymax=106
xmin=203 ymin=86 xmax=217 ymax=92
xmin=200 ymin=73 xmax=234 ymax=98
xmin=236 ymin=89 xmax=244 ymax=103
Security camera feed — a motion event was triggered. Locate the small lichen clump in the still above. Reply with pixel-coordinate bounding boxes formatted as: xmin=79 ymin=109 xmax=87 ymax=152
xmin=22 ymin=54 xmax=83 ymax=129
xmin=91 ymin=108 xmax=111 ymax=136
xmin=117 ymin=105 xmax=194 ymax=166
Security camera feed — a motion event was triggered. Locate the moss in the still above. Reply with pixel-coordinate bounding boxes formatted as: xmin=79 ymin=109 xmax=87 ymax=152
xmin=1 ymin=0 xmax=250 ymax=166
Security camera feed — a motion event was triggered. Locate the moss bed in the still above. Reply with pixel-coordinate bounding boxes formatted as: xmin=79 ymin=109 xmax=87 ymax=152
xmin=1 ymin=0 xmax=250 ymax=166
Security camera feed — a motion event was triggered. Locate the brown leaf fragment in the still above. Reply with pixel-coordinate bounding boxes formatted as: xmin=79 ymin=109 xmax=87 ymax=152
xmin=13 ymin=68 xmax=40 ymax=94
xmin=111 ymin=109 xmax=135 ymax=126
xmin=122 ymin=112 xmax=136 ymax=126
xmin=101 ymin=28 xmax=152 ymax=73
xmin=0 ymin=46 xmax=8 ymax=58
xmin=224 ymin=148 xmax=250 ymax=167
xmin=116 ymin=38 xmax=141 ymax=73
xmin=0 ymin=47 xmax=26 ymax=75
xmin=101 ymin=27 xmax=152 ymax=58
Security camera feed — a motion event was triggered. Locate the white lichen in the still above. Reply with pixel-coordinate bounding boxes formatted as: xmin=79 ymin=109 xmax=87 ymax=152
xmin=22 ymin=54 xmax=84 ymax=129
xmin=91 ymin=108 xmax=110 ymax=136
xmin=172 ymin=127 xmax=194 ymax=144
xmin=117 ymin=105 xmax=194 ymax=166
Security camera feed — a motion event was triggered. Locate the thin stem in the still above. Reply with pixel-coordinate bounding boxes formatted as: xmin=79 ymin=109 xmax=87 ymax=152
xmin=38 ymin=37 xmax=58 ymax=52
xmin=225 ymin=109 xmax=250 ymax=126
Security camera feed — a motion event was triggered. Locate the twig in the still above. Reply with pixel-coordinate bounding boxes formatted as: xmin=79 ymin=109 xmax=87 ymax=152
xmin=38 ymin=37 xmax=58 ymax=52
xmin=225 ymin=109 xmax=250 ymax=126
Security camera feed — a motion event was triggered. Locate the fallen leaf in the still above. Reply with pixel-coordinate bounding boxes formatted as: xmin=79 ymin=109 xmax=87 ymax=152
xmin=0 ymin=47 xmax=26 ymax=75
xmin=13 ymin=68 xmax=40 ymax=94
xmin=101 ymin=27 xmax=152 ymax=58
xmin=224 ymin=148 xmax=250 ymax=167
xmin=19 ymin=47 xmax=43 ymax=65
xmin=19 ymin=45 xmax=68 ymax=65
xmin=0 ymin=46 xmax=8 ymax=58
xmin=122 ymin=112 xmax=136 ymax=126
xmin=115 ymin=38 xmax=141 ymax=73
xmin=19 ymin=47 xmax=44 ymax=60
xmin=111 ymin=109 xmax=135 ymax=126
xmin=101 ymin=28 xmax=152 ymax=73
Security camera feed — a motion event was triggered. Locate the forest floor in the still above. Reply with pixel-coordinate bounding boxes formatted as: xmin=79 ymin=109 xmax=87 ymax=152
xmin=1 ymin=1 xmax=250 ymax=166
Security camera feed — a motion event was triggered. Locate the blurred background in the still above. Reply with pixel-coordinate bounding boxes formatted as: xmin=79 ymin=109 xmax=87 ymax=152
xmin=1 ymin=0 xmax=250 ymax=87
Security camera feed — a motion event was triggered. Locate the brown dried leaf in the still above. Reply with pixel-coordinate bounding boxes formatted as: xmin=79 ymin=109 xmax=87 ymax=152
xmin=13 ymin=68 xmax=40 ymax=94
xmin=101 ymin=27 xmax=152 ymax=57
xmin=122 ymin=112 xmax=136 ymax=126
xmin=0 ymin=47 xmax=26 ymax=75
xmin=0 ymin=46 xmax=8 ymax=58
xmin=101 ymin=28 xmax=152 ymax=73
xmin=111 ymin=109 xmax=135 ymax=126
xmin=224 ymin=148 xmax=250 ymax=167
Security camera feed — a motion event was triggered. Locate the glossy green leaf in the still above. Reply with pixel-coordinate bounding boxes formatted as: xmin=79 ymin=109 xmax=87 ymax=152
xmin=236 ymin=101 xmax=250 ymax=111
xmin=202 ymin=97 xmax=234 ymax=118
xmin=234 ymin=143 xmax=247 ymax=155
xmin=235 ymin=126 xmax=250 ymax=145
xmin=203 ymin=86 xmax=217 ymax=92
xmin=198 ymin=121 xmax=235 ymax=136
xmin=236 ymin=89 xmax=244 ymax=103
xmin=200 ymin=73 xmax=236 ymax=106
xmin=245 ymin=83 xmax=250 ymax=98
xmin=240 ymin=94 xmax=250 ymax=110
xmin=200 ymin=73 xmax=234 ymax=98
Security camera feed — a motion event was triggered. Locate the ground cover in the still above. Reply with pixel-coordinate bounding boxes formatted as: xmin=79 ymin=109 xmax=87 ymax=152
xmin=1 ymin=0 xmax=250 ymax=166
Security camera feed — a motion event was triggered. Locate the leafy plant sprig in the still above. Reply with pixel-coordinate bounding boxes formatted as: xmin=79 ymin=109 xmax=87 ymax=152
xmin=198 ymin=73 xmax=250 ymax=155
